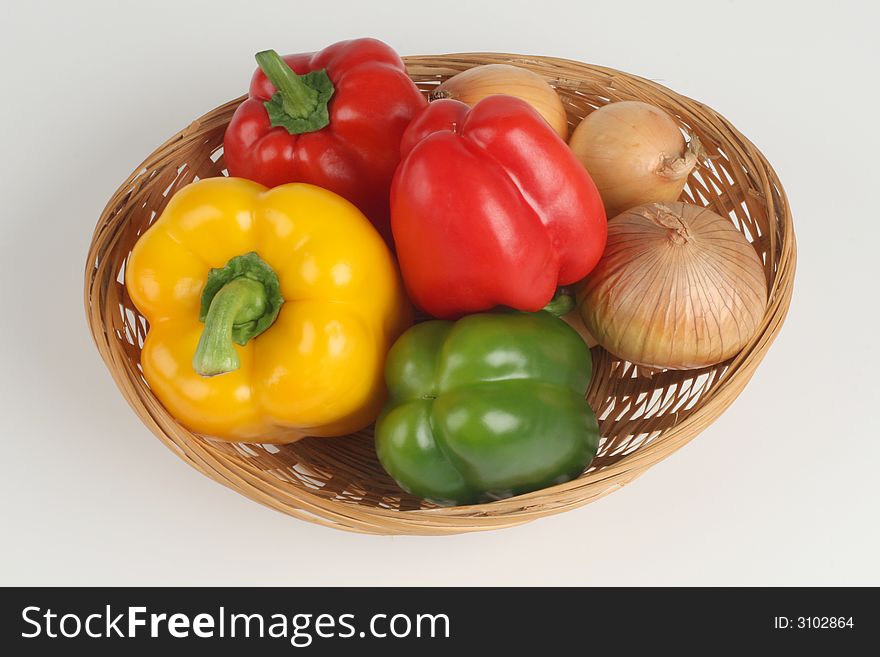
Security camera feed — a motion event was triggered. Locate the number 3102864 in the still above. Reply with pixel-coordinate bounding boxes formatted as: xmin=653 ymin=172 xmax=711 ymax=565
xmin=774 ymin=617 xmax=854 ymax=629
xmin=799 ymin=617 xmax=854 ymax=629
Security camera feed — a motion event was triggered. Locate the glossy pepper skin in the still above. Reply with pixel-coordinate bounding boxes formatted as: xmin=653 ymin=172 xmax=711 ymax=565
xmin=391 ymin=96 xmax=607 ymax=319
xmin=125 ymin=177 xmax=412 ymax=443
xmin=376 ymin=311 xmax=599 ymax=505
xmin=224 ymin=39 xmax=427 ymax=244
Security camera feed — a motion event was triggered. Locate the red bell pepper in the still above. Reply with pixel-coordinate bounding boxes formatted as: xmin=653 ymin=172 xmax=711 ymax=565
xmin=224 ymin=39 xmax=426 ymax=243
xmin=390 ymin=96 xmax=607 ymax=319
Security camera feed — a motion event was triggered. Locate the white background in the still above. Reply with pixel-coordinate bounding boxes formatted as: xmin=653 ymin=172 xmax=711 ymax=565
xmin=1 ymin=0 xmax=877 ymax=586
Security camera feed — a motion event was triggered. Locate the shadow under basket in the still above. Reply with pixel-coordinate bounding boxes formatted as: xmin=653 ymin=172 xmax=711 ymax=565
xmin=84 ymin=53 xmax=796 ymax=535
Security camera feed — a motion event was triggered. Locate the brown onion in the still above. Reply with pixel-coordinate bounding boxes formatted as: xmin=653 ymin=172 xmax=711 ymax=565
xmin=561 ymin=309 xmax=598 ymax=348
xmin=568 ymin=101 xmax=703 ymax=218
xmin=432 ymin=64 xmax=569 ymax=139
xmin=577 ymin=202 xmax=767 ymax=370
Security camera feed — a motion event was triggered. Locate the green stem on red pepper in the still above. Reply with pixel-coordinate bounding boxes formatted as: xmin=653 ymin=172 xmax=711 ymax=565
xmin=255 ymin=49 xmax=335 ymax=135
xmin=542 ymin=289 xmax=575 ymax=316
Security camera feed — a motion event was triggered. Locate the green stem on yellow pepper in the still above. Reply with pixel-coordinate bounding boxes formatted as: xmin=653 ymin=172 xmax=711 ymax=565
xmin=192 ymin=252 xmax=284 ymax=377
xmin=193 ymin=278 xmax=267 ymax=376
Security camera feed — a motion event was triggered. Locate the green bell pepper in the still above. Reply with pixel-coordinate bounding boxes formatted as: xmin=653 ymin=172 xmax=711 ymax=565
xmin=375 ymin=310 xmax=599 ymax=506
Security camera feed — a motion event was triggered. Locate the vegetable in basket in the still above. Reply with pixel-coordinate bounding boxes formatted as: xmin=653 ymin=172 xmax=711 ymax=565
xmin=576 ymin=202 xmax=768 ymax=370
xmin=125 ymin=177 xmax=412 ymax=443
xmin=390 ymin=96 xmax=607 ymax=320
xmin=431 ymin=63 xmax=569 ymax=138
xmin=568 ymin=101 xmax=703 ymax=219
xmin=223 ymin=39 xmax=426 ymax=244
xmin=376 ymin=305 xmax=599 ymax=505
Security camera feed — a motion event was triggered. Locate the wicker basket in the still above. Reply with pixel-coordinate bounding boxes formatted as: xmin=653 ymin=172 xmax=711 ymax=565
xmin=84 ymin=53 xmax=795 ymax=535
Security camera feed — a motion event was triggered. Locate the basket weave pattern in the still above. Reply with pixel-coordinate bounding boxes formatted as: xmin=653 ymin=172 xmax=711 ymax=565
xmin=84 ymin=54 xmax=795 ymax=535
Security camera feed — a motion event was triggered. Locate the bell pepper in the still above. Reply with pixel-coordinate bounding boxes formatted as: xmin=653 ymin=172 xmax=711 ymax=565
xmin=223 ymin=39 xmax=427 ymax=244
xmin=125 ymin=177 xmax=412 ymax=443
xmin=390 ymin=96 xmax=607 ymax=319
xmin=375 ymin=306 xmax=599 ymax=505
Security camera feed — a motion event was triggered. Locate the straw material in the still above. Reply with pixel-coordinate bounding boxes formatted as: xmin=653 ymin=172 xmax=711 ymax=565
xmin=84 ymin=53 xmax=796 ymax=535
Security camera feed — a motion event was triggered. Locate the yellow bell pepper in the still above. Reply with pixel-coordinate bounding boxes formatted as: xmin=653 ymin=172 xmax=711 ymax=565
xmin=125 ymin=177 xmax=412 ymax=443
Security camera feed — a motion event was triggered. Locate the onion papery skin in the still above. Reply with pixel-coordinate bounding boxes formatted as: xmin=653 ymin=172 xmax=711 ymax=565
xmin=577 ymin=202 xmax=768 ymax=370
xmin=568 ymin=101 xmax=702 ymax=219
xmin=432 ymin=64 xmax=569 ymax=139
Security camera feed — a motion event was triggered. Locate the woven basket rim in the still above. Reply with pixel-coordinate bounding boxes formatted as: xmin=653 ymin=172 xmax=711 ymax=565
xmin=84 ymin=52 xmax=796 ymax=535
